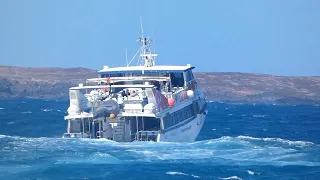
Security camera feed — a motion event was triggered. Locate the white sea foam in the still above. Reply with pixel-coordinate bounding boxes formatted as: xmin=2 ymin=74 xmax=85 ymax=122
xmin=42 ymin=109 xmax=52 ymax=112
xmin=0 ymin=107 xmax=4 ymax=110
xmin=236 ymin=135 xmax=314 ymax=146
xmin=166 ymin=171 xmax=188 ymax=176
xmin=220 ymin=176 xmax=242 ymax=180
xmin=247 ymin=170 xmax=259 ymax=175
xmin=0 ymin=135 xmax=7 ymax=138
xmin=247 ymin=170 xmax=254 ymax=175
xmin=191 ymin=174 xmax=201 ymax=178
xmin=1 ymin=135 xmax=318 ymax=167
xmin=21 ymin=111 xmax=32 ymax=114
xmin=55 ymin=152 xmax=121 ymax=165
xmin=252 ymin=114 xmax=266 ymax=118
xmin=166 ymin=171 xmax=200 ymax=178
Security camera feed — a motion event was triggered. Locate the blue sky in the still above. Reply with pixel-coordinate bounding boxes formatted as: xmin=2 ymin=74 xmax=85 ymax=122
xmin=0 ymin=0 xmax=319 ymax=76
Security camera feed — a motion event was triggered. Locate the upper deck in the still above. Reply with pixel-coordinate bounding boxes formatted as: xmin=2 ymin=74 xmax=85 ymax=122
xmin=98 ymin=65 xmax=195 ymax=74
xmin=86 ymin=64 xmax=197 ymax=91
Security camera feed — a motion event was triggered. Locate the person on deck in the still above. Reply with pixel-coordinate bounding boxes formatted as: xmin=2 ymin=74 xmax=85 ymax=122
xmin=103 ymin=123 xmax=114 ymax=140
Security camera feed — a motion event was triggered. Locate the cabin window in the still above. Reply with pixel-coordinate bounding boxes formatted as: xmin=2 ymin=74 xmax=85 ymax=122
xmin=163 ymin=114 xmax=173 ymax=129
xmin=163 ymin=104 xmax=196 ymax=129
xmin=130 ymin=73 xmax=141 ymax=77
xmin=131 ymin=81 xmax=144 ymax=85
xmin=170 ymin=72 xmax=184 ymax=87
xmin=100 ymin=73 xmax=124 ymax=78
xmin=111 ymin=81 xmax=125 ymax=93
xmin=160 ymin=72 xmax=169 ymax=77
xmin=130 ymin=72 xmax=169 ymax=77
xmin=185 ymin=70 xmax=194 ymax=82
xmin=131 ymin=72 xmax=160 ymax=77
xmin=101 ymin=72 xmax=169 ymax=78
xmin=193 ymin=101 xmax=200 ymax=114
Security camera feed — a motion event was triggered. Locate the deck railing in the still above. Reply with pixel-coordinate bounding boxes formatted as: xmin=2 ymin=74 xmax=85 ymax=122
xmin=131 ymin=130 xmax=159 ymax=142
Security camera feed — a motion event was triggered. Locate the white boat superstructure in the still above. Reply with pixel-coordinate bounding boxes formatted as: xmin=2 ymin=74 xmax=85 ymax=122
xmin=63 ymin=33 xmax=208 ymax=142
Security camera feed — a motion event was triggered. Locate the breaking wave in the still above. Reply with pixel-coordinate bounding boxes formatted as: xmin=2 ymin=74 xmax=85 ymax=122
xmin=0 ymin=135 xmax=319 ymax=167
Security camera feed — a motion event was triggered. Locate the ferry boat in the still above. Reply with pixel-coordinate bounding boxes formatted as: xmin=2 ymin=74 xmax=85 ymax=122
xmin=63 ymin=33 xmax=208 ymax=142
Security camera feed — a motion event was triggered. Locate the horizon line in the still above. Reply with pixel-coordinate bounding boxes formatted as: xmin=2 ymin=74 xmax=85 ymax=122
xmin=0 ymin=64 xmax=319 ymax=78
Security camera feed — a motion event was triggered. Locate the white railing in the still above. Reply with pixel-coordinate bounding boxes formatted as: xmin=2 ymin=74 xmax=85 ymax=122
xmin=70 ymin=84 xmax=155 ymax=90
xmin=131 ymin=130 xmax=159 ymax=141
xmin=86 ymin=76 xmax=170 ymax=84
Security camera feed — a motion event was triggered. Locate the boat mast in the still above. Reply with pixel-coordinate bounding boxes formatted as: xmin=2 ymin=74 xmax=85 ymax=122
xmin=127 ymin=17 xmax=158 ymax=67
xmin=137 ymin=17 xmax=157 ymax=67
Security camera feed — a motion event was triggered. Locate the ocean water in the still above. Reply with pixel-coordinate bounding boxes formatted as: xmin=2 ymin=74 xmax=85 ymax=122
xmin=0 ymin=99 xmax=319 ymax=180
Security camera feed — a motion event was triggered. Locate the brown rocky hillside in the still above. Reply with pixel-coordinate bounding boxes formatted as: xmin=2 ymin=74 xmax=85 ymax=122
xmin=1 ymin=65 xmax=320 ymax=104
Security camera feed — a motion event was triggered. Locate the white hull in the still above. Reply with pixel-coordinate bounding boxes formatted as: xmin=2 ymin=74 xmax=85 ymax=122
xmin=158 ymin=113 xmax=206 ymax=142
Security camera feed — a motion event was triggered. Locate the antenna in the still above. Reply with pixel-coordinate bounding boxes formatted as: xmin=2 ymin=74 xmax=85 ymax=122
xmin=140 ymin=16 xmax=144 ymax=38
xmin=127 ymin=17 xmax=157 ymax=67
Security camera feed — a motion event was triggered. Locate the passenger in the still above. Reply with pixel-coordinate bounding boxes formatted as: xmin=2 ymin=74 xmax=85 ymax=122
xmin=121 ymin=90 xmax=127 ymax=97
xmin=152 ymin=81 xmax=160 ymax=91
xmin=103 ymin=124 xmax=114 ymax=140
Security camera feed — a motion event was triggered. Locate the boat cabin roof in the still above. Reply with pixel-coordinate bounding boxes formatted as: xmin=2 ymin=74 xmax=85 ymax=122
xmin=98 ymin=65 xmax=195 ymax=74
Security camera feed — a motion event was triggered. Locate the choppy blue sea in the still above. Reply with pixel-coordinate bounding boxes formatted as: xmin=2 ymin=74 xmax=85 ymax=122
xmin=0 ymin=99 xmax=319 ymax=180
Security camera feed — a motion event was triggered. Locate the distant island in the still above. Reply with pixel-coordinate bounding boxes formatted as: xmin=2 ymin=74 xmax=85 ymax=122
xmin=0 ymin=65 xmax=319 ymax=105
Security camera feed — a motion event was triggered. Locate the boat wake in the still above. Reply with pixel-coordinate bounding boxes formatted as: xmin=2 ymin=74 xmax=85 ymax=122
xmin=0 ymin=134 xmax=319 ymax=167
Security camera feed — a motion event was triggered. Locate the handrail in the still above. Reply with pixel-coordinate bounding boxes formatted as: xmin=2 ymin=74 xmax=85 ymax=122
xmin=139 ymin=130 xmax=160 ymax=135
xmin=87 ymin=76 xmax=170 ymax=83
xmin=70 ymin=84 xmax=155 ymax=90
xmin=137 ymin=130 xmax=159 ymax=142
